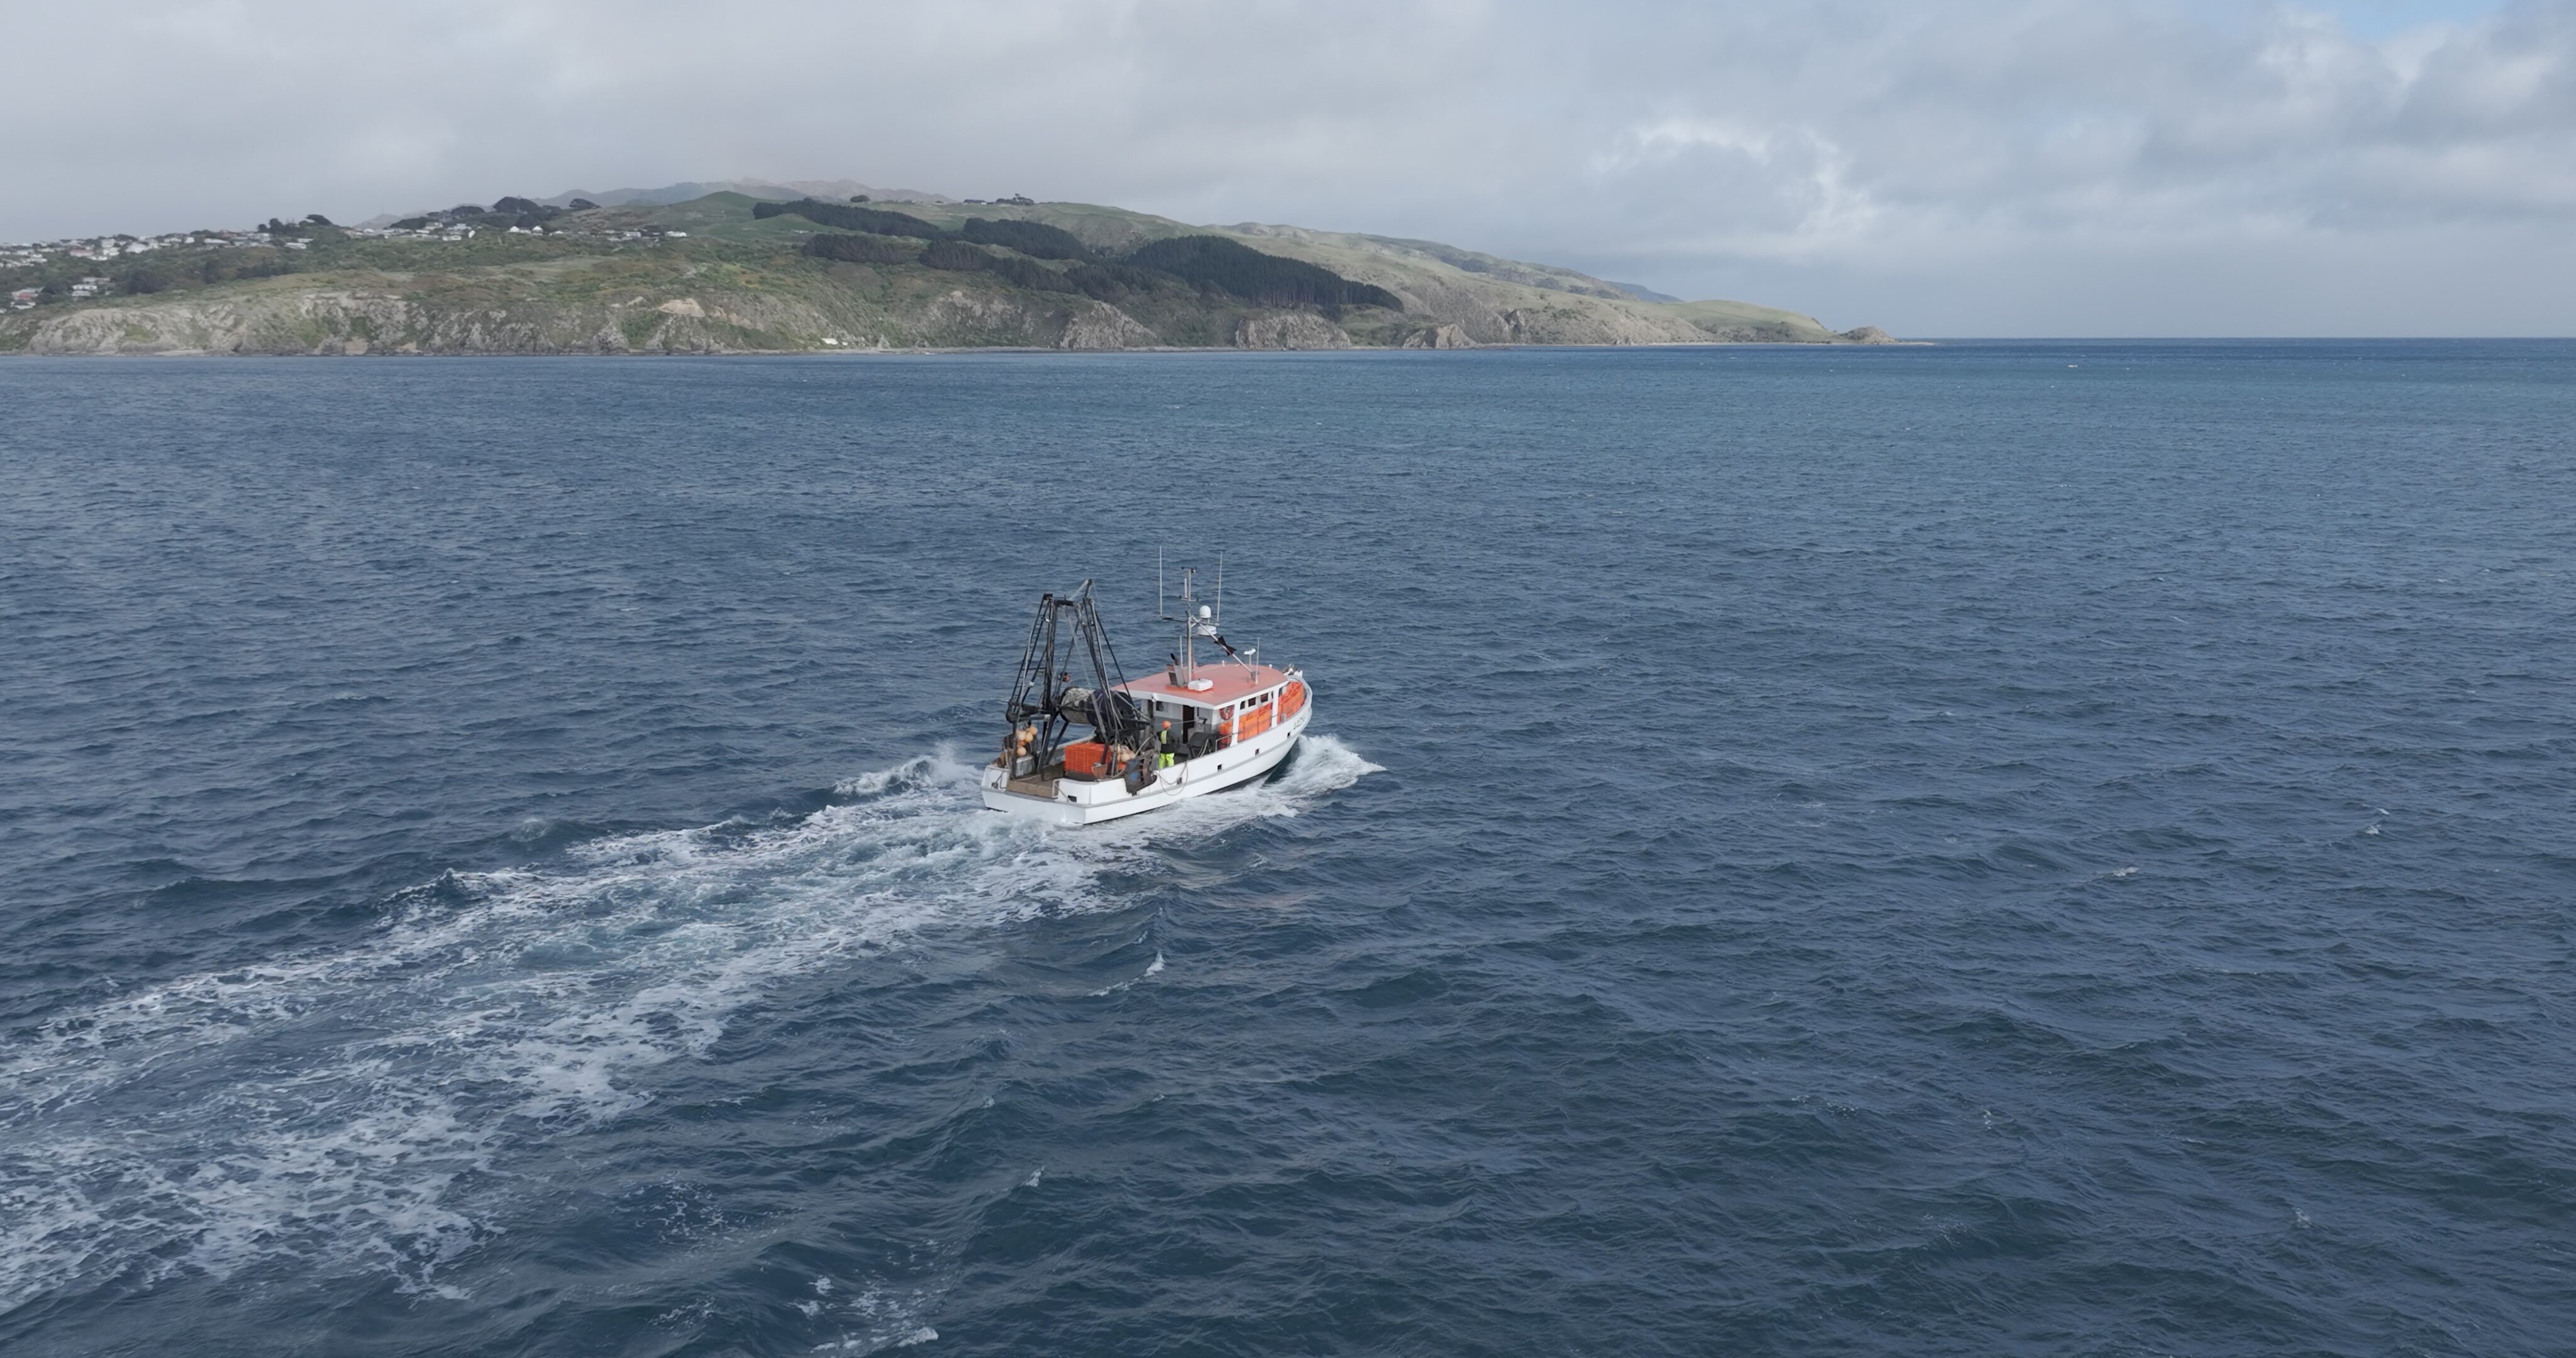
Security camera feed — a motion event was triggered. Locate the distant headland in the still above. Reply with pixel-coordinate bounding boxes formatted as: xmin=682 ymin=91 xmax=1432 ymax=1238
xmin=0 ymin=180 xmax=1897 ymax=355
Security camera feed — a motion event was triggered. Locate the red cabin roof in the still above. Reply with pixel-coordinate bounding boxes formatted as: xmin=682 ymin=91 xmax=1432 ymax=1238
xmin=1115 ymin=663 xmax=1292 ymax=708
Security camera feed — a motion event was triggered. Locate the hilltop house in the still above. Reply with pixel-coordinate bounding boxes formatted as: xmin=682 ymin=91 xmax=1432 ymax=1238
xmin=9 ymin=288 xmax=38 ymax=310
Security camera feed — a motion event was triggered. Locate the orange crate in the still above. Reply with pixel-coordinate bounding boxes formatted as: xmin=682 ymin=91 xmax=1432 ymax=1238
xmin=1061 ymin=741 xmax=1108 ymax=777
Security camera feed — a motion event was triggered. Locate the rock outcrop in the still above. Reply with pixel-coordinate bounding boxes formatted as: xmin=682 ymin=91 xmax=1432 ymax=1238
xmin=1233 ymin=312 xmax=1351 ymax=350
xmin=1399 ymin=323 xmax=1475 ymax=349
xmin=1059 ymin=301 xmax=1160 ymax=350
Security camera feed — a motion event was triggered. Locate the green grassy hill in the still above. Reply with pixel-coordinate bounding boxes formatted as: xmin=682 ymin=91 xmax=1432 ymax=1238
xmin=0 ymin=192 xmax=1888 ymax=355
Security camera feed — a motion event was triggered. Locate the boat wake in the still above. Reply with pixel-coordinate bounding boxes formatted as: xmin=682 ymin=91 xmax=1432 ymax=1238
xmin=0 ymin=735 xmax=1378 ymax=1312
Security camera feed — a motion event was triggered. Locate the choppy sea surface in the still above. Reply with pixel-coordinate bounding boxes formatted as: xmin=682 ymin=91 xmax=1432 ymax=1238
xmin=2 ymin=342 xmax=2572 ymax=1356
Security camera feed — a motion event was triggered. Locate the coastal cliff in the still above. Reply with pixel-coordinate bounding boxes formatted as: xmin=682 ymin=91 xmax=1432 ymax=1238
xmin=0 ymin=192 xmax=1894 ymax=355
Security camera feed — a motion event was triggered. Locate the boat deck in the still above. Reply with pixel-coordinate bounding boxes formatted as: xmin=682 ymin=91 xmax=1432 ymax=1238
xmin=1002 ymin=770 xmax=1060 ymax=798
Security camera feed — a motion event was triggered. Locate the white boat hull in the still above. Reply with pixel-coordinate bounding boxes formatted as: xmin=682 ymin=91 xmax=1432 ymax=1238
xmin=980 ymin=700 xmax=1313 ymax=827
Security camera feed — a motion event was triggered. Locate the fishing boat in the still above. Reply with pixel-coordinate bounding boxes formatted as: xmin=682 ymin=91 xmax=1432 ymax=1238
xmin=980 ymin=565 xmax=1311 ymax=826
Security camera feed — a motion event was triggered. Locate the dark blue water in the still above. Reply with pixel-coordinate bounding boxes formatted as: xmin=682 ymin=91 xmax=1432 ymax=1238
xmin=3 ymin=343 xmax=2572 ymax=1356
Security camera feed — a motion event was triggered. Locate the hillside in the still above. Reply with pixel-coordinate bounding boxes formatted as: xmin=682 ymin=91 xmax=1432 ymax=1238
xmin=0 ymin=191 xmax=1892 ymax=355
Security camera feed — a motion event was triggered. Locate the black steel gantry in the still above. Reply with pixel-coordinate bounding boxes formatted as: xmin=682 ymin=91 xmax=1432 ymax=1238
xmin=1002 ymin=581 xmax=1147 ymax=769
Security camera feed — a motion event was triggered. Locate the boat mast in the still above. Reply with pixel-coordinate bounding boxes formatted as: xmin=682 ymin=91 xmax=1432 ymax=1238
xmin=1177 ymin=567 xmax=1197 ymax=683
xmin=1156 ymin=560 xmax=1222 ymax=689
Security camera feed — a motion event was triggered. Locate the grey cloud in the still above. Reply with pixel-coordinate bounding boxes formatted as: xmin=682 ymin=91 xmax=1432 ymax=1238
xmin=1 ymin=0 xmax=2570 ymax=333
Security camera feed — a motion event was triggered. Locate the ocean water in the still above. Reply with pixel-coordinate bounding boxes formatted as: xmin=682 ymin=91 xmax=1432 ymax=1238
xmin=1 ymin=342 xmax=2571 ymax=1356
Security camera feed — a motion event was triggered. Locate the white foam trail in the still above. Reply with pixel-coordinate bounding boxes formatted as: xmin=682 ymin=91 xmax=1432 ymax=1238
xmin=0 ymin=737 xmax=1376 ymax=1310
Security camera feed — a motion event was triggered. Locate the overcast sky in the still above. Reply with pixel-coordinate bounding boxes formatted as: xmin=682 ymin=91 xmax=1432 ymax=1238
xmin=3 ymin=0 xmax=2568 ymax=334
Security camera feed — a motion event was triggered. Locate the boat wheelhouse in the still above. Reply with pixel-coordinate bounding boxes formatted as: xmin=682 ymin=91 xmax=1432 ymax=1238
xmin=980 ymin=566 xmax=1311 ymax=827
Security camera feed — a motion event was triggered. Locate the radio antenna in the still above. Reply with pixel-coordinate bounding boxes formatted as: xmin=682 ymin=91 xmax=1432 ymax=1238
xmin=1214 ymin=555 xmax=1223 ymax=629
xmin=1157 ymin=548 xmax=1165 ymax=621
